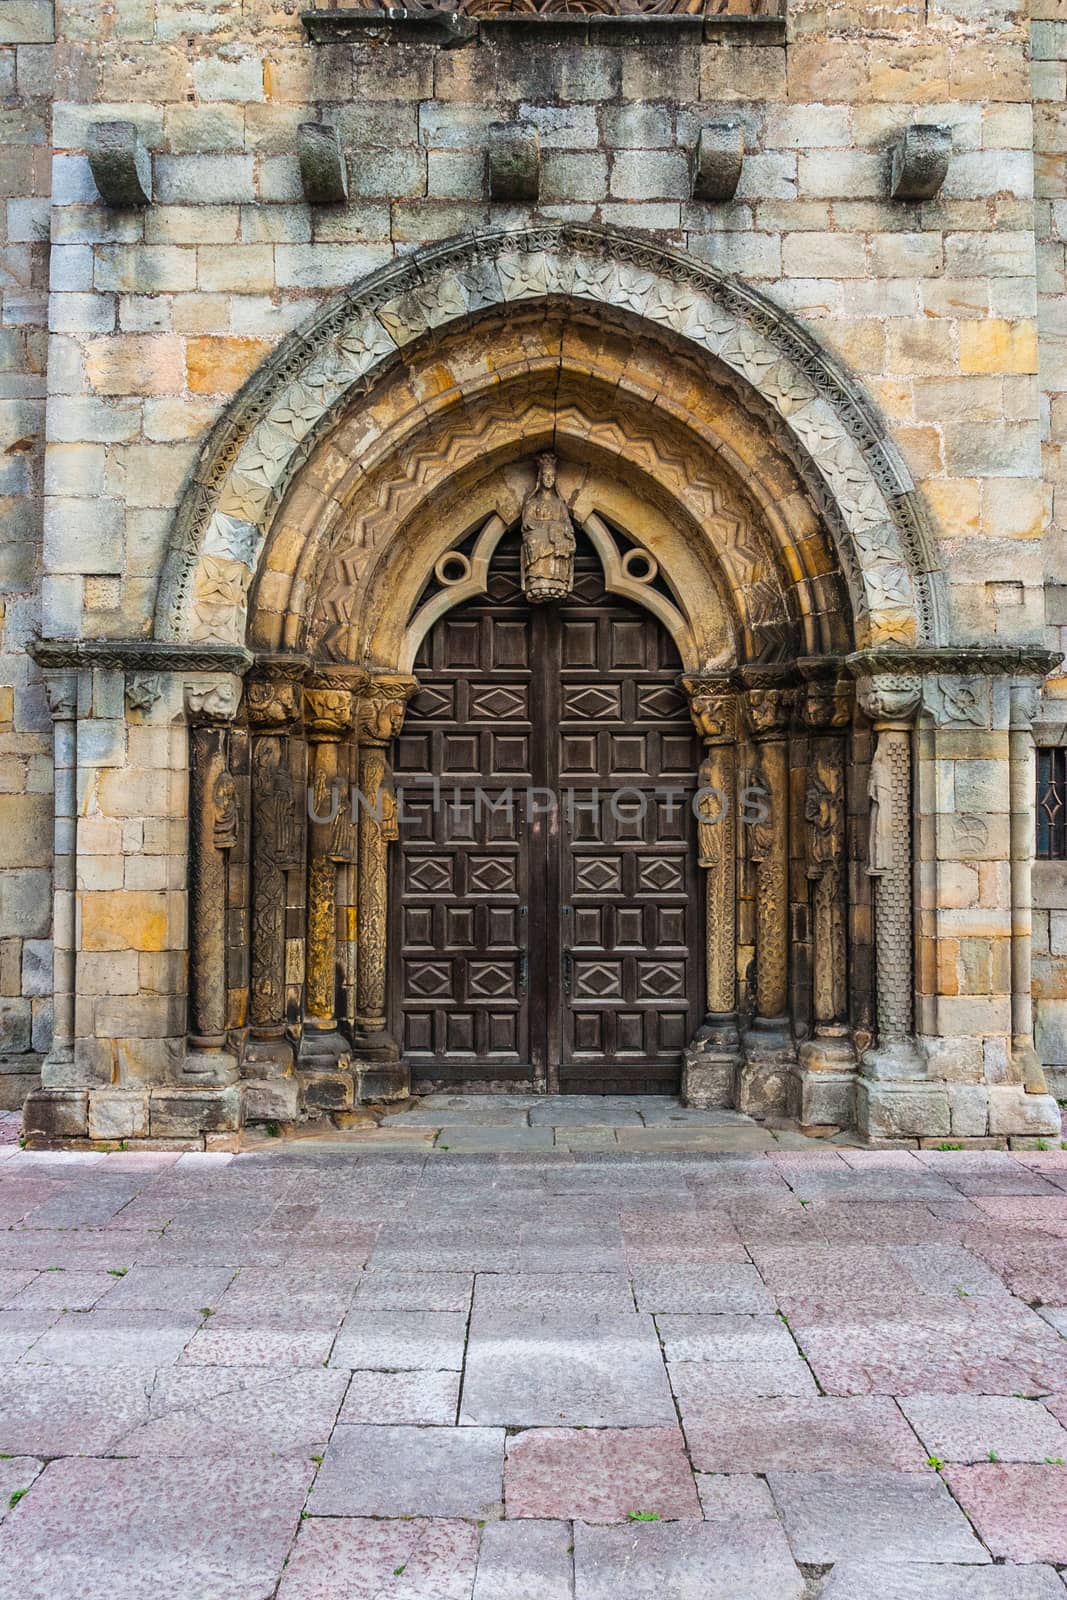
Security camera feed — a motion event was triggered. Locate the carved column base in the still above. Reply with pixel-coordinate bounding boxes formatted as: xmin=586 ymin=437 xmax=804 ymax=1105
xmin=791 ymin=1029 xmax=857 ymax=1128
xmin=861 ymin=1037 xmax=926 ymax=1080
xmin=738 ymin=1030 xmax=795 ymax=1116
xmin=682 ymin=1045 xmax=739 ymax=1110
xmin=181 ymin=1046 xmax=239 ymax=1086
xmin=350 ymin=1024 xmax=400 ymax=1063
xmin=244 ymin=1032 xmax=296 ymax=1075
xmin=689 ymin=1011 xmax=741 ymax=1051
xmin=299 ymin=1025 xmax=351 ymax=1068
xmin=242 ymin=1077 xmax=300 ymax=1124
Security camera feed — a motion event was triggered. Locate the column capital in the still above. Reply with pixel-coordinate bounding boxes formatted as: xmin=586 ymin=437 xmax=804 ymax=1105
xmin=41 ymin=668 xmax=78 ymax=720
xmin=797 ymin=657 xmax=852 ymax=731
xmin=245 ymin=655 xmax=313 ymax=729
xmin=679 ymin=674 xmax=736 ymax=744
xmin=741 ymin=684 xmax=795 ymax=740
xmin=356 ymin=675 xmax=419 ymax=746
xmin=184 ymin=674 xmax=244 ymax=725
xmin=853 ymin=672 xmax=921 ymax=729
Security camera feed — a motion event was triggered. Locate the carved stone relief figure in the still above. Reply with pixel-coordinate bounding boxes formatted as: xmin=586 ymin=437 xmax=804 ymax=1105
xmin=866 ymin=738 xmax=895 ymax=876
xmin=520 ymin=452 xmax=576 ymax=603
xmin=805 ymin=750 xmax=847 ymax=1026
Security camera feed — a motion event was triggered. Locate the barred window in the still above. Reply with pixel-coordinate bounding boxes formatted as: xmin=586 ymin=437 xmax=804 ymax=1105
xmin=1037 ymin=748 xmax=1067 ymax=860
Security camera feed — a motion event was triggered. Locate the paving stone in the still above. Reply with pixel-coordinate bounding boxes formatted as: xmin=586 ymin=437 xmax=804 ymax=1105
xmin=461 ymin=1311 xmax=676 ymax=1426
xmin=330 ymin=1310 xmax=467 ymax=1370
xmin=180 ymin=1318 xmax=336 ymax=1367
xmin=28 ymin=1308 xmax=197 ymax=1367
xmin=631 ymin=1265 xmax=772 ymax=1314
xmin=102 ymin=1264 xmax=237 ymax=1312
xmin=943 ymin=1464 xmax=1067 ymax=1563
xmin=354 ymin=1272 xmax=473 ymax=1312
xmin=0 ymin=1457 xmax=42 ymax=1522
xmin=669 ymin=1356 xmax=818 ymax=1406
xmin=473 ymin=1519 xmax=573 ymax=1600
xmin=695 ymin=1473 xmax=778 ymax=1520
xmin=8 ymin=1270 xmax=116 ymax=1310
xmin=0 ymin=1365 xmax=153 ymax=1453
xmin=821 ymin=1563 xmax=1065 ymax=1599
xmin=766 ymin=1470 xmax=991 ymax=1564
xmin=0 ymin=1271 xmax=38 ymax=1307
xmin=277 ymin=1517 xmax=481 ymax=1599
xmin=889 ymin=1245 xmax=1011 ymax=1299
xmin=505 ymin=1425 xmax=701 ymax=1521
xmin=111 ymin=1367 xmax=350 ymax=1456
xmin=310 ymin=1424 xmax=504 ymax=1518
xmin=338 ymin=1369 xmax=460 ymax=1424
xmin=0 ymin=1456 xmax=312 ymax=1600
xmin=435 ymin=1129 xmax=555 ymax=1152
xmin=900 ymin=1394 xmax=1067 ymax=1463
xmin=685 ymin=1397 xmax=928 ymax=1473
xmin=473 ymin=1272 xmax=633 ymax=1317
xmin=655 ymin=1313 xmax=798 ymax=1364
xmin=529 ymin=1098 xmax=645 ymax=1126
xmin=571 ymin=1518 xmax=803 ymax=1600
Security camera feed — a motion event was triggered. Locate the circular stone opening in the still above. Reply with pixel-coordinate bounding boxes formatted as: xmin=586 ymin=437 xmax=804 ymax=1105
xmin=435 ymin=551 xmax=472 ymax=586
xmin=622 ymin=548 xmax=658 ymax=584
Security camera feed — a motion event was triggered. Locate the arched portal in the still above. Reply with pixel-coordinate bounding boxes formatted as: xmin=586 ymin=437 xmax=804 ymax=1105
xmin=163 ymin=226 xmax=940 ymax=1127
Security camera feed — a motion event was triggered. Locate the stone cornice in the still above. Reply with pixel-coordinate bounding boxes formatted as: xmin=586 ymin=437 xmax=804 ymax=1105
xmin=29 ymin=639 xmax=254 ymax=675
xmin=846 ymin=647 xmax=1063 ymax=681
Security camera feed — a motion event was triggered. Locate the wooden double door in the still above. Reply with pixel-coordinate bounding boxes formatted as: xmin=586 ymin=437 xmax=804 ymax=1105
xmin=391 ymin=533 xmax=702 ymax=1093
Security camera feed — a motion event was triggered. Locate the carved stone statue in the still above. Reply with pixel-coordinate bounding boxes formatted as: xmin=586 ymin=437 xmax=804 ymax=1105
xmin=696 ymin=752 xmax=722 ymax=869
xmin=867 ymin=739 xmax=895 ymax=875
xmin=212 ymin=770 xmax=239 ymax=851
xmin=520 ymin=452 xmax=576 ymax=603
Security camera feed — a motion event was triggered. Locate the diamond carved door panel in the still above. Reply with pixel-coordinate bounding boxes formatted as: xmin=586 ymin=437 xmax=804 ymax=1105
xmin=392 ymin=530 xmax=701 ymax=1093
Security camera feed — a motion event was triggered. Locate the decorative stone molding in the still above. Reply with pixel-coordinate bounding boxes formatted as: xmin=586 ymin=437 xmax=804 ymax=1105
xmin=29 ymin=639 xmax=253 ymax=675
xmin=300 ymin=0 xmax=787 ymax=45
xmin=125 ymin=674 xmax=165 ymax=715
xmin=158 ymin=225 xmax=942 ymax=656
xmin=693 ymin=122 xmax=745 ymax=203
xmin=489 ymin=123 xmax=540 ymax=204
xmin=890 ymin=124 xmax=952 ymax=202
xmin=298 ymin=123 xmax=348 ymax=206
xmin=87 ymin=120 xmax=152 ymax=207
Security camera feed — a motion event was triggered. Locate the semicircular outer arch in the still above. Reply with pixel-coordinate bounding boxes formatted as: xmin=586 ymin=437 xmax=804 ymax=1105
xmin=156 ymin=223 xmax=945 ymax=656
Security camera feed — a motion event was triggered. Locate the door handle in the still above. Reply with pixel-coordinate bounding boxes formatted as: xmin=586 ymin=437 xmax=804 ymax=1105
xmin=563 ymin=948 xmax=572 ymax=996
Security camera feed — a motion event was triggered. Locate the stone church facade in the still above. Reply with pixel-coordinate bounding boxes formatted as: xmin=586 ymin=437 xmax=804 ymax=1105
xmin=3 ymin=0 xmax=1067 ymax=1144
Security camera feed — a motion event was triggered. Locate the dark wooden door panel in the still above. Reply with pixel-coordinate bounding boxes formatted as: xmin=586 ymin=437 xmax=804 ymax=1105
xmin=392 ymin=529 xmax=701 ymax=1094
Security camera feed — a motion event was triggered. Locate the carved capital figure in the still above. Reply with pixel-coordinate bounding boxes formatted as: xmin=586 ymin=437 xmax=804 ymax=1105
xmin=681 ymin=675 xmax=736 ymax=745
xmin=356 ymin=676 xmax=418 ymax=745
xmin=304 ymin=686 xmax=354 ymax=737
xmin=520 ymin=451 xmax=576 ymax=604
xmin=246 ymin=677 xmax=303 ymax=729
xmin=743 ymin=685 xmax=794 ymax=740
xmin=855 ymin=672 xmax=921 ymax=728
xmin=185 ymin=678 xmax=241 ymax=724
xmin=800 ymin=675 xmax=852 ymax=732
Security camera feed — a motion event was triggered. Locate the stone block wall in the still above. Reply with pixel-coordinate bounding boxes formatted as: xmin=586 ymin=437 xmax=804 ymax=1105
xmin=0 ymin=0 xmax=53 ymax=1106
xmin=5 ymin=0 xmax=1067 ymax=1133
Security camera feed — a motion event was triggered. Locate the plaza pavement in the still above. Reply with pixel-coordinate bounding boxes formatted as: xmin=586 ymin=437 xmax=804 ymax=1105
xmin=0 ymin=1095 xmax=1067 ymax=1596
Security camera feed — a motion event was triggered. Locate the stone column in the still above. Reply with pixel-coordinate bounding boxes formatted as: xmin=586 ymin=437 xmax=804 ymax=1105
xmin=243 ymin=661 xmax=308 ymax=1109
xmin=855 ymin=671 xmax=923 ymax=1082
xmin=1009 ymin=679 xmax=1047 ymax=1095
xmin=795 ymin=669 xmax=856 ymax=1126
xmin=351 ymin=675 xmax=417 ymax=1083
xmin=301 ymin=681 xmax=356 ymax=1068
xmin=183 ymin=679 xmax=242 ymax=1087
xmin=40 ymin=671 xmax=78 ymax=1084
xmin=680 ymin=674 xmax=740 ymax=1108
xmin=739 ymin=679 xmax=794 ymax=1115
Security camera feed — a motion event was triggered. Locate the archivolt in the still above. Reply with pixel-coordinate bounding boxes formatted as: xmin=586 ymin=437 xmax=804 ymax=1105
xmin=156 ymin=224 xmax=945 ymax=653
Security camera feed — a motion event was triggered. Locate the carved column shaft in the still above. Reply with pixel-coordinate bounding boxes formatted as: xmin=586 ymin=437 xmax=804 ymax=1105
xmin=187 ymin=724 xmax=233 ymax=1049
xmin=246 ymin=667 xmax=307 ymax=1066
xmin=855 ymin=673 xmax=921 ymax=1062
xmin=353 ymin=677 xmax=416 ymax=1061
xmin=682 ymin=677 xmax=738 ymax=1040
xmin=42 ymin=672 xmax=77 ymax=1077
xmin=302 ymin=687 xmax=354 ymax=1046
xmin=744 ymin=686 xmax=793 ymax=1032
xmin=1009 ymin=680 xmax=1045 ymax=1090
xmin=800 ymin=675 xmax=852 ymax=1037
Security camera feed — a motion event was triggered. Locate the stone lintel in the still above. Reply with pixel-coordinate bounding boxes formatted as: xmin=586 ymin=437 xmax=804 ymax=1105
xmin=28 ymin=639 xmax=255 ymax=675
xmin=299 ymin=9 xmax=785 ymax=45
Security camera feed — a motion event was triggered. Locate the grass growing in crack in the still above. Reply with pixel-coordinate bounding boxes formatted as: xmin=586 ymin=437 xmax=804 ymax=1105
xmin=937 ymin=1142 xmax=963 ymax=1151
xmin=926 ymin=1456 xmax=945 ymax=1470
xmin=8 ymin=1490 xmax=26 ymax=1509
xmin=107 ymin=1267 xmax=128 ymax=1277
xmin=393 ymin=1567 xmax=406 ymax=1577
xmin=199 ymin=1307 xmax=215 ymax=1318
xmin=265 ymin=1122 xmax=280 ymax=1138
xmin=988 ymin=1449 xmax=998 ymax=1462
xmin=627 ymin=1511 xmax=660 ymax=1522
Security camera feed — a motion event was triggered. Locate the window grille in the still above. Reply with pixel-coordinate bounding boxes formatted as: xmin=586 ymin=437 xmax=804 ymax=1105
xmin=1037 ymin=747 xmax=1067 ymax=860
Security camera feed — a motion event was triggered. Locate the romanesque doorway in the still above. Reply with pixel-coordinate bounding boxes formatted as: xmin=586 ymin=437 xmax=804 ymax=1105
xmin=391 ymin=529 xmax=703 ymax=1095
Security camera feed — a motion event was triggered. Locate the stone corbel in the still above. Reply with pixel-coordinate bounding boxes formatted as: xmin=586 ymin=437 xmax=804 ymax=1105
xmin=890 ymin=124 xmax=951 ymax=202
xmin=692 ymin=121 xmax=745 ymax=204
xmin=352 ymin=675 xmax=418 ymax=1070
xmin=88 ymin=120 xmax=152 ymax=207
xmin=488 ymin=122 xmax=541 ymax=204
xmin=298 ymin=123 xmax=349 ymax=205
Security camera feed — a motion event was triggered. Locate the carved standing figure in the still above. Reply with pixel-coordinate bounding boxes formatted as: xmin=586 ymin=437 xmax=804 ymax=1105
xmin=867 ymin=739 xmax=895 ymax=875
xmin=520 ymin=452 xmax=576 ymax=603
